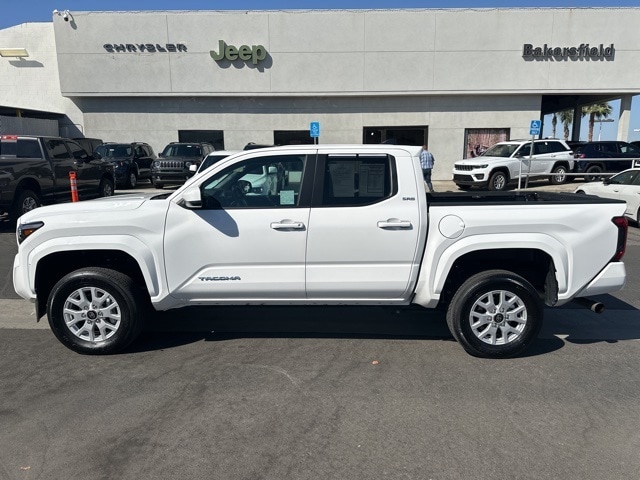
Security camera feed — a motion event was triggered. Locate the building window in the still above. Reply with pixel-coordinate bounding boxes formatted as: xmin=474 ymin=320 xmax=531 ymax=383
xmin=179 ymin=130 xmax=224 ymax=150
xmin=274 ymin=130 xmax=315 ymax=145
xmin=464 ymin=128 xmax=510 ymax=158
xmin=363 ymin=126 xmax=427 ymax=146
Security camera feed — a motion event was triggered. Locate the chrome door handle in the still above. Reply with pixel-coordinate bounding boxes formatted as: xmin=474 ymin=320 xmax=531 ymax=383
xmin=271 ymin=221 xmax=305 ymax=230
xmin=377 ymin=220 xmax=412 ymax=229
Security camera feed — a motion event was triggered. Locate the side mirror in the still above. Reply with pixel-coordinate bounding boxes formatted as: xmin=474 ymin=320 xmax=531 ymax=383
xmin=159 ymin=153 xmax=165 ymax=158
xmin=181 ymin=185 xmax=202 ymax=209
xmin=268 ymin=166 xmax=278 ymax=174
xmin=188 ymin=164 xmax=198 ymax=173
xmin=603 ymin=178 xmax=611 ymax=185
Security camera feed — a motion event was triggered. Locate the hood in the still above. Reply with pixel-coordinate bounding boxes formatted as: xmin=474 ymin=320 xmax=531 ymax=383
xmin=19 ymin=193 xmax=159 ymax=224
xmin=455 ymin=156 xmax=508 ymax=165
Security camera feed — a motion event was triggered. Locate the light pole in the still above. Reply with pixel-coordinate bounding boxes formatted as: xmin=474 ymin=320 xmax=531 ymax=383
xmin=594 ymin=118 xmax=614 ymax=141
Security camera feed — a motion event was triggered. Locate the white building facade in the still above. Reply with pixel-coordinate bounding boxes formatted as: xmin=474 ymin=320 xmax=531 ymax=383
xmin=1 ymin=7 xmax=639 ymax=179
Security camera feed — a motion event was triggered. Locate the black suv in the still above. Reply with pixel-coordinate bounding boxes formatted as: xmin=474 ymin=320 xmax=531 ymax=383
xmin=95 ymin=142 xmax=156 ymax=189
xmin=151 ymin=142 xmax=215 ymax=188
xmin=573 ymin=141 xmax=640 ymax=181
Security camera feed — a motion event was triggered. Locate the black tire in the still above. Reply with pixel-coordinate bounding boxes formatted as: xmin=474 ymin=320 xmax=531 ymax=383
xmin=446 ymin=269 xmax=543 ymax=358
xmin=575 ymin=189 xmax=585 ymax=195
xmin=549 ymin=164 xmax=568 ymax=185
xmin=152 ymin=179 xmax=164 ymax=189
xmin=47 ymin=268 xmax=145 ymax=354
xmin=99 ymin=177 xmax=114 ymax=197
xmin=457 ymin=184 xmax=473 ymax=191
xmin=126 ymin=169 xmax=138 ymax=189
xmin=585 ymin=164 xmax=603 ymax=182
xmin=11 ymin=189 xmax=41 ymax=221
xmin=488 ymin=171 xmax=508 ymax=191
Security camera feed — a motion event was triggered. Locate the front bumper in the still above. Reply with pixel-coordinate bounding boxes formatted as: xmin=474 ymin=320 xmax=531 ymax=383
xmin=151 ymin=171 xmax=194 ymax=186
xmin=452 ymin=172 xmax=488 ymax=186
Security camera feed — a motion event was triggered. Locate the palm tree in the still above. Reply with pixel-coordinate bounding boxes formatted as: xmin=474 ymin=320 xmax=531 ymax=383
xmin=551 ymin=114 xmax=557 ymax=138
xmin=558 ymin=110 xmax=573 ymax=141
xmin=582 ymin=102 xmax=613 ymax=142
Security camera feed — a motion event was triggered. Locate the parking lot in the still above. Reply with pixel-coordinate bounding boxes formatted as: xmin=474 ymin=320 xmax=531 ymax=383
xmin=1 ymin=181 xmax=640 ymax=480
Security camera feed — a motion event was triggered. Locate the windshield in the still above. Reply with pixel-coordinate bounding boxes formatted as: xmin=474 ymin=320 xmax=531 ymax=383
xmin=200 ymin=154 xmax=232 ymax=172
xmin=481 ymin=143 xmax=520 ymax=158
xmin=162 ymin=144 xmax=202 ymax=157
xmin=96 ymin=144 xmax=132 ymax=158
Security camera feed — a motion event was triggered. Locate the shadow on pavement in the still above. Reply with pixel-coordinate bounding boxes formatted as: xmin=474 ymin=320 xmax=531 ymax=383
xmin=124 ymin=298 xmax=640 ymax=358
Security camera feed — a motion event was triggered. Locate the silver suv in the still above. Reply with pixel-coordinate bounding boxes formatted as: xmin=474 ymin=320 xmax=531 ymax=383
xmin=453 ymin=139 xmax=574 ymax=191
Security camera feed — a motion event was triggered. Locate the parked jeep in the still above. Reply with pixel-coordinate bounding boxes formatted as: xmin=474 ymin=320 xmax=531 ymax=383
xmin=453 ymin=139 xmax=574 ymax=191
xmin=151 ymin=142 xmax=214 ymax=188
xmin=95 ymin=142 xmax=156 ymax=189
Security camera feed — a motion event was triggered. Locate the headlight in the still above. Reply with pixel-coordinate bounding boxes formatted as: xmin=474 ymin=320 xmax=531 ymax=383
xmin=185 ymin=161 xmax=192 ymax=168
xmin=17 ymin=221 xmax=44 ymax=244
xmin=476 ymin=164 xmax=488 ymax=169
xmin=153 ymin=161 xmax=160 ymax=167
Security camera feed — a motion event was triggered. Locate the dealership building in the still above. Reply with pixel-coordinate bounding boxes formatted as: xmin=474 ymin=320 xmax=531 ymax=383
xmin=1 ymin=7 xmax=639 ymax=179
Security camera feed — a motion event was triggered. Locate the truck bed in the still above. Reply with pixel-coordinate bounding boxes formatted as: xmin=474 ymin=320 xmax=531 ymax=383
xmin=427 ymin=190 xmax=624 ymax=206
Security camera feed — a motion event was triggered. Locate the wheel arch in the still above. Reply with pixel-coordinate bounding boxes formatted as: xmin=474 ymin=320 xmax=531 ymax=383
xmin=413 ymin=234 xmax=567 ymax=308
xmin=13 ymin=178 xmax=43 ymax=199
xmin=439 ymin=248 xmax=557 ymax=308
xmin=31 ymin=241 xmax=161 ymax=319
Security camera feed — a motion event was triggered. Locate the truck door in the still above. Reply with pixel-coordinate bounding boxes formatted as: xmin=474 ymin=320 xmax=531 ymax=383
xmin=164 ymin=151 xmax=313 ymax=300
xmin=305 ymin=151 xmax=423 ymax=300
xmin=43 ymin=138 xmax=73 ymax=202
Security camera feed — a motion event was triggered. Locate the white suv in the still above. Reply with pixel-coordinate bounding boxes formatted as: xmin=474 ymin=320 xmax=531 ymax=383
xmin=453 ymin=139 xmax=574 ymax=191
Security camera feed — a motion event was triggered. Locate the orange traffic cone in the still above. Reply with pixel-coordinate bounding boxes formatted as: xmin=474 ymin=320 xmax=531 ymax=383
xmin=69 ymin=171 xmax=79 ymax=202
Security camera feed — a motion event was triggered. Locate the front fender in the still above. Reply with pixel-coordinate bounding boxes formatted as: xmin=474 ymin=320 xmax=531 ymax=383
xmin=23 ymin=235 xmax=164 ymax=300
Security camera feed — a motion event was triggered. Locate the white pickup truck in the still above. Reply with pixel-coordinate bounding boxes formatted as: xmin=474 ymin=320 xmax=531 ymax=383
xmin=13 ymin=145 xmax=629 ymax=358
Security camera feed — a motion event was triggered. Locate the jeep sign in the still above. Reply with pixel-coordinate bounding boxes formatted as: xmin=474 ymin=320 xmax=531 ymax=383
xmin=210 ymin=40 xmax=267 ymax=65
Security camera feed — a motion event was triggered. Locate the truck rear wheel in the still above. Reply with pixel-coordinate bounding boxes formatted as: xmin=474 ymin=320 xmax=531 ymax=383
xmin=47 ymin=268 xmax=145 ymax=355
xmin=446 ymin=269 xmax=543 ymax=358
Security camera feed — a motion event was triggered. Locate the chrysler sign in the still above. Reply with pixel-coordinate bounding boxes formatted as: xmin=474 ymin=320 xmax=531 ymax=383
xmin=103 ymin=43 xmax=187 ymax=53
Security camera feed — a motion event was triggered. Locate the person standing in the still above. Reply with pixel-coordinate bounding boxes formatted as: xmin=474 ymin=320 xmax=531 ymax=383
xmin=419 ymin=145 xmax=435 ymax=192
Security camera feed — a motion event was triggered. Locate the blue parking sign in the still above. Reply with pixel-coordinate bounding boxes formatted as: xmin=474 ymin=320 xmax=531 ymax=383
xmin=310 ymin=122 xmax=320 ymax=138
xmin=530 ymin=120 xmax=541 ymax=136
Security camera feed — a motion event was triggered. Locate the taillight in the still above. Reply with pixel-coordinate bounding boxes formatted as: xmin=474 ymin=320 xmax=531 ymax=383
xmin=611 ymin=216 xmax=628 ymax=261
xmin=1 ymin=134 xmax=18 ymax=140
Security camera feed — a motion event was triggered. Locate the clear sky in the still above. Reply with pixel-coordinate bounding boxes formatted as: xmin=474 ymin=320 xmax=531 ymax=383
xmin=3 ymin=0 xmax=639 ymax=141
xmin=5 ymin=0 xmax=640 ymax=30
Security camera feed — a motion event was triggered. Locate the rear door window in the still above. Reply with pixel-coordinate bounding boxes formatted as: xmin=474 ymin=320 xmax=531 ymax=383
xmin=317 ymin=154 xmax=396 ymax=207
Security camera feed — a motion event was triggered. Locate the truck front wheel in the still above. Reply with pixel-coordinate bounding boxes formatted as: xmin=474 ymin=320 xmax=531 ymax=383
xmin=47 ymin=268 xmax=145 ymax=355
xmin=446 ymin=270 xmax=543 ymax=358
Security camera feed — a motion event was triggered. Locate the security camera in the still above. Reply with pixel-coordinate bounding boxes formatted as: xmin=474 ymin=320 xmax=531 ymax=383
xmin=52 ymin=9 xmax=59 ymax=15
xmin=63 ymin=11 xmax=69 ymax=21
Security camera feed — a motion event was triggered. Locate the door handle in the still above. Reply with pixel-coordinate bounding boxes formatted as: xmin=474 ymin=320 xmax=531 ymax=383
xmin=271 ymin=220 xmax=305 ymax=230
xmin=377 ymin=219 xmax=413 ymax=230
